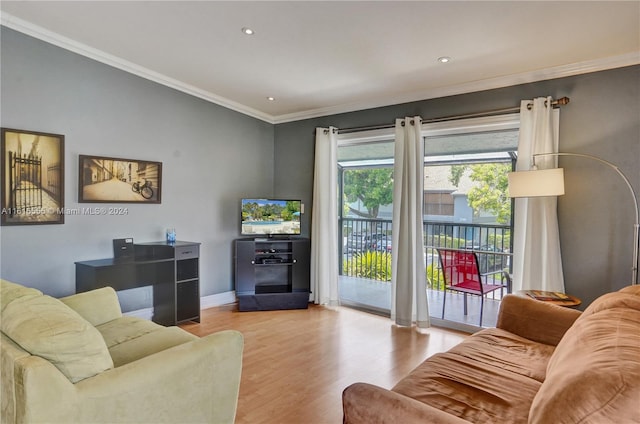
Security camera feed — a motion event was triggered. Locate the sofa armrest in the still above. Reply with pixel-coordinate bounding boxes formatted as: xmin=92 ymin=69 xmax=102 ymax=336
xmin=15 ymin=329 xmax=243 ymax=424
xmin=343 ymin=383 xmax=471 ymax=424
xmin=60 ymin=287 xmax=122 ymax=326
xmin=9 ymin=354 xmax=79 ymax=423
xmin=77 ymin=329 xmax=243 ymax=423
xmin=496 ymin=294 xmax=581 ymax=346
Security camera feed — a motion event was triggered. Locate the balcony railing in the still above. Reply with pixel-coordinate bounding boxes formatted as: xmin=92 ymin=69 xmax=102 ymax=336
xmin=341 ymin=217 xmax=512 ymax=292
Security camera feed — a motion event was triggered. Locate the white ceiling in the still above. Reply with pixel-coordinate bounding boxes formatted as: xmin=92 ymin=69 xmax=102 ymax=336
xmin=1 ymin=1 xmax=639 ymax=123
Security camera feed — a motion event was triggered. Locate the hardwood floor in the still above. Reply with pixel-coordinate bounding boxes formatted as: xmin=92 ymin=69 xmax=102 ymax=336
xmin=180 ymin=304 xmax=468 ymax=424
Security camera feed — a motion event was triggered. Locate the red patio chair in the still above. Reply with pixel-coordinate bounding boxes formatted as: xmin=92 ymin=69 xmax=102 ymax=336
xmin=436 ymin=248 xmax=508 ymax=326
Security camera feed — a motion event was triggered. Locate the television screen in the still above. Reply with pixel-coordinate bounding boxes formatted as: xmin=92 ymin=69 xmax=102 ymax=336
xmin=241 ymin=199 xmax=301 ymax=236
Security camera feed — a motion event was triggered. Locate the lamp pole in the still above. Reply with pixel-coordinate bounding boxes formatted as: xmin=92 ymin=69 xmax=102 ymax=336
xmin=533 ymin=152 xmax=639 ymax=285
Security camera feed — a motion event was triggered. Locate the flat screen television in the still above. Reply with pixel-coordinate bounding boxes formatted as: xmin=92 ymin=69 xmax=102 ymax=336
xmin=241 ymin=198 xmax=301 ymax=236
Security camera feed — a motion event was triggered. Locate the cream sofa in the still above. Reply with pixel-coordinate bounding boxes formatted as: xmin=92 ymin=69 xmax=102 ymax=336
xmin=343 ymin=285 xmax=640 ymax=424
xmin=1 ymin=279 xmax=243 ymax=424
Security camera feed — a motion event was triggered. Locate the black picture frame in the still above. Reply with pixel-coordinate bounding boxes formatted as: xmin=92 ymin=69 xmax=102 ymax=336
xmin=78 ymin=154 xmax=162 ymax=204
xmin=1 ymin=128 xmax=65 ymax=226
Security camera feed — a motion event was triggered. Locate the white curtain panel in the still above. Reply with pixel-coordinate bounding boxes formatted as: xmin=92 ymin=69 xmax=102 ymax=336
xmin=513 ymin=97 xmax=565 ymax=292
xmin=391 ymin=117 xmax=429 ymax=328
xmin=310 ymin=127 xmax=339 ymax=306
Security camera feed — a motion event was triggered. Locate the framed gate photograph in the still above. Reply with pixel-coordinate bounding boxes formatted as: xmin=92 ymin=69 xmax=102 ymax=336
xmin=1 ymin=128 xmax=65 ymax=226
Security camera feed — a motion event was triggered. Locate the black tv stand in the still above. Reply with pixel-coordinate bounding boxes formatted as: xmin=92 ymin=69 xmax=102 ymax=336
xmin=234 ymin=238 xmax=310 ymax=311
xmin=253 ymin=235 xmax=297 ymax=241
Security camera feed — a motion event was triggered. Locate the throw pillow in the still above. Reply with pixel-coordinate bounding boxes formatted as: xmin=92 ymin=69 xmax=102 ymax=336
xmin=1 ymin=294 xmax=114 ymax=383
xmin=1 ymin=279 xmax=42 ymax=313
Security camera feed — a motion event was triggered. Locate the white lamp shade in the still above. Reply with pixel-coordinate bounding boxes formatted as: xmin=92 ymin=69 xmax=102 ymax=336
xmin=508 ymin=168 xmax=565 ymax=197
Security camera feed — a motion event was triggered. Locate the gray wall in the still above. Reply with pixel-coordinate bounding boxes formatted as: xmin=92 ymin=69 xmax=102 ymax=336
xmin=275 ymin=65 xmax=640 ymax=308
xmin=0 ymin=28 xmax=274 ymax=309
xmin=2 ymin=26 xmax=638 ymax=311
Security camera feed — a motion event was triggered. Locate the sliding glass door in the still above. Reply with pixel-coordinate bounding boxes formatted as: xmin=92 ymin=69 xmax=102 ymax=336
xmin=338 ymin=139 xmax=394 ymax=314
xmin=337 ymin=115 xmax=520 ymax=330
xmin=423 ymin=157 xmax=514 ymax=330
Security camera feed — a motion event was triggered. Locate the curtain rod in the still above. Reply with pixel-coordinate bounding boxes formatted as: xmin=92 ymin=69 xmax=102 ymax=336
xmin=334 ymin=96 xmax=570 ymax=135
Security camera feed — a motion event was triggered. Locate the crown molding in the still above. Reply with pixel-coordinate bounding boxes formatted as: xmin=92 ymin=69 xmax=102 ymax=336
xmin=3 ymin=11 xmax=638 ymax=125
xmin=272 ymin=52 xmax=640 ymax=124
xmin=1 ymin=12 xmax=276 ymax=124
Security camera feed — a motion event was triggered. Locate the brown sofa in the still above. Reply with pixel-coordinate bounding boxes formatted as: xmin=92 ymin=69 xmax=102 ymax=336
xmin=343 ymin=285 xmax=640 ymax=424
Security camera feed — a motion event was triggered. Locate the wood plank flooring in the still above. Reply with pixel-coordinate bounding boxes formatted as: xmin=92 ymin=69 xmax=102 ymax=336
xmin=180 ymin=304 xmax=467 ymax=424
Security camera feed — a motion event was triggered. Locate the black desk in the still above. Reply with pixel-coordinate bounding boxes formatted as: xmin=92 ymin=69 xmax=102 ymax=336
xmin=75 ymin=241 xmax=200 ymax=326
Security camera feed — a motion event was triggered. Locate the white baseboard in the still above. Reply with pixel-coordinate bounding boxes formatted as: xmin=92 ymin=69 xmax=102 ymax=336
xmin=201 ymin=290 xmax=237 ymax=309
xmin=124 ymin=291 xmax=237 ymax=320
xmin=123 ymin=307 xmax=154 ymax=321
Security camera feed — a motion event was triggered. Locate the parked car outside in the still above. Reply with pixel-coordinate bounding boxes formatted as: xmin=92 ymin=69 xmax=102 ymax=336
xmin=476 ymin=244 xmax=509 ymax=273
xmin=371 ymin=236 xmax=392 ymax=252
xmin=346 ymin=233 xmax=365 ymax=253
xmin=363 ymin=233 xmax=388 ymax=251
xmin=346 ymin=233 xmax=389 ymax=253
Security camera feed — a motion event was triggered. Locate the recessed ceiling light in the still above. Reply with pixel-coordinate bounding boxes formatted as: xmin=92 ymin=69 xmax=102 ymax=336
xmin=267 ymin=96 xmax=275 ymax=101
xmin=241 ymin=27 xmax=254 ymax=35
xmin=438 ymin=56 xmax=451 ymax=63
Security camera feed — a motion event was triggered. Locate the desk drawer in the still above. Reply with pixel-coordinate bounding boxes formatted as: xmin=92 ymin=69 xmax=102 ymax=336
xmin=175 ymin=244 xmax=199 ymax=259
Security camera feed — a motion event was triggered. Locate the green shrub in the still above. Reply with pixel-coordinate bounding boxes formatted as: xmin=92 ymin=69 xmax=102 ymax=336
xmin=426 ymin=234 xmax=467 ymax=249
xmin=343 ymin=251 xmax=392 ymax=282
xmin=426 ymin=263 xmax=445 ymax=290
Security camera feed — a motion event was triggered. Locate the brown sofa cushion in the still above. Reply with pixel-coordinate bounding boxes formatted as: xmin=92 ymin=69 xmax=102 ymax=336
xmin=392 ymin=328 xmax=555 ymax=424
xmin=529 ymin=289 xmax=640 ymax=423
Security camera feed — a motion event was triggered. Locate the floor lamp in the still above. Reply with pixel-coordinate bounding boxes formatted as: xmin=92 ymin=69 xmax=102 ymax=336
xmin=508 ymin=152 xmax=639 ymax=285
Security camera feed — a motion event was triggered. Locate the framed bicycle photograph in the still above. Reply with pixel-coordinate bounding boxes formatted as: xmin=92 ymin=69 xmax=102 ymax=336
xmin=78 ymin=154 xmax=162 ymax=204
xmin=1 ymin=128 xmax=65 ymax=226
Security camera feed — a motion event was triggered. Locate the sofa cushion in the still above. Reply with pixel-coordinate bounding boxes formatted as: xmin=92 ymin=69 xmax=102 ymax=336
xmin=392 ymin=327 xmax=554 ymax=424
xmin=1 ymin=279 xmax=42 ymax=313
xmin=577 ymin=286 xmax=640 ymax=321
xmin=96 ymin=316 xmax=165 ymax=348
xmin=619 ymin=284 xmax=640 ymax=296
xmin=529 ymin=290 xmax=640 ymax=424
xmin=108 ymin=326 xmax=198 ymax=367
xmin=1 ymin=294 xmax=114 ymax=383
xmin=96 ymin=316 xmax=197 ymax=367
xmin=60 ymin=286 xmax=122 ymax=326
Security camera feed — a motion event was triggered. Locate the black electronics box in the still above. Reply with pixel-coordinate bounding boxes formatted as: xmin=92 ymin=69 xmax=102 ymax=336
xmin=113 ymin=238 xmax=134 ymax=261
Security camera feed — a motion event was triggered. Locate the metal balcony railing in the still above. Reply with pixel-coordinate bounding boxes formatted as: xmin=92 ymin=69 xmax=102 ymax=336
xmin=340 ymin=217 xmax=512 ymax=293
